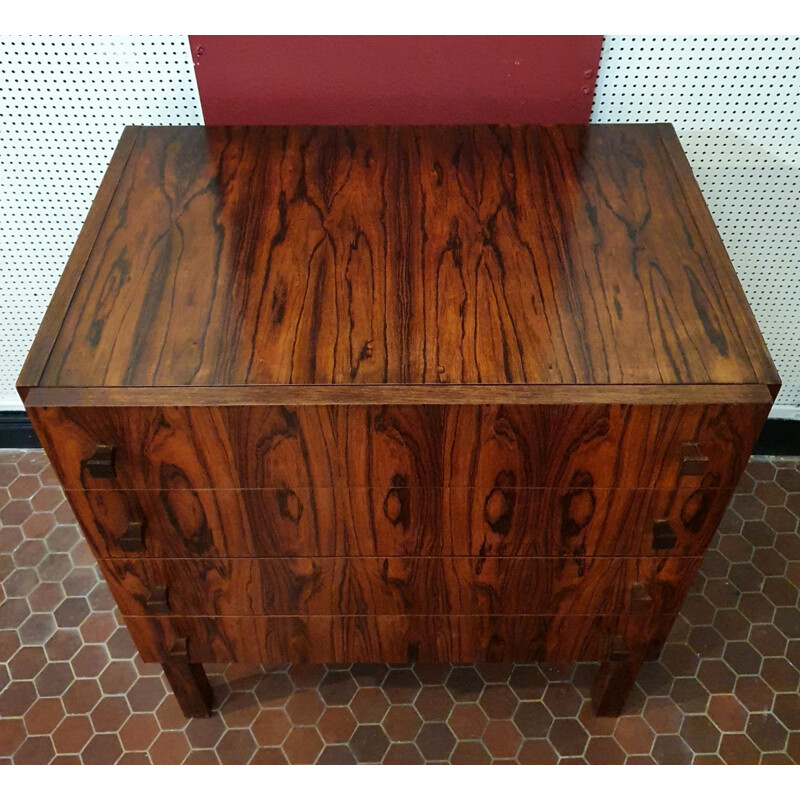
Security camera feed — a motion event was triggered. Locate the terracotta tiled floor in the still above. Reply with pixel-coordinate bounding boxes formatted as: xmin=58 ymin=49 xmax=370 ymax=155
xmin=1 ymin=449 xmax=799 ymax=764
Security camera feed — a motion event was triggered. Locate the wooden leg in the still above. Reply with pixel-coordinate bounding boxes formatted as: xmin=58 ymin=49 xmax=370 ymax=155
xmin=591 ymin=636 xmax=644 ymax=717
xmin=644 ymin=639 xmax=665 ymax=661
xmin=162 ymin=660 xmax=214 ymax=718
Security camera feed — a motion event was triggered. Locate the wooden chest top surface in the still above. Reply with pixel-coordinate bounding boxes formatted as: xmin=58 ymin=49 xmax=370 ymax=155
xmin=19 ymin=124 xmax=778 ymax=404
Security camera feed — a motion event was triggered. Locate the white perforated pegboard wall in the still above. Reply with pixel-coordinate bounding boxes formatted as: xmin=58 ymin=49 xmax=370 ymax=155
xmin=0 ymin=35 xmax=202 ymax=409
xmin=592 ymin=36 xmax=800 ymax=411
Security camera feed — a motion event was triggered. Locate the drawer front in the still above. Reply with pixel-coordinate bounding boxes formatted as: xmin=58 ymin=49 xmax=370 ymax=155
xmin=123 ymin=612 xmax=679 ymax=664
xmin=30 ymin=402 xmax=767 ymax=492
xmin=464 ymin=482 xmax=732 ymax=559
xmin=97 ymin=556 xmax=700 ymax=618
xmin=67 ymin=484 xmax=730 ymax=560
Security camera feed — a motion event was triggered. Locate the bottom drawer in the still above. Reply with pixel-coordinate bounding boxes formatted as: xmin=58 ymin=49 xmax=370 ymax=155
xmin=98 ymin=556 xmax=701 ymax=617
xmin=123 ymin=613 xmax=678 ymax=664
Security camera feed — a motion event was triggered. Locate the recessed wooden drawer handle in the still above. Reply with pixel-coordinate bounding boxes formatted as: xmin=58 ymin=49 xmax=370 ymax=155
xmin=630 ymin=582 xmax=654 ymax=613
xmin=145 ymin=586 xmax=170 ymax=614
xmin=652 ymin=519 xmax=677 ymax=551
xmin=82 ymin=445 xmax=116 ymax=479
xmin=119 ymin=520 xmax=144 ymax=553
xmin=679 ymin=442 xmax=708 ymax=476
xmin=608 ymin=635 xmax=629 ymax=662
xmin=169 ymin=636 xmax=188 ymax=659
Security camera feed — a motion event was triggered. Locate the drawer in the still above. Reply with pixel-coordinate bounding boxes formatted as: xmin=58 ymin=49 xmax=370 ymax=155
xmin=461 ymin=482 xmax=732 ymax=559
xmin=67 ymin=484 xmax=729 ymax=559
xmin=30 ymin=402 xmax=767 ymax=491
xmin=123 ymin=612 xmax=680 ymax=664
xmin=97 ymin=556 xmax=701 ymax=618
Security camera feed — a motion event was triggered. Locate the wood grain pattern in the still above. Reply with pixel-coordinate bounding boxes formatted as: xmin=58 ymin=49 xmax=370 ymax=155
xmin=655 ymin=125 xmax=781 ymax=395
xmin=16 ymin=127 xmax=141 ymax=400
xmin=66 ymin=484 xmax=731 ymax=560
xmin=97 ymin=555 xmax=701 ymax=618
xmin=29 ymin=402 xmax=769 ymax=492
xmin=20 ymin=383 xmax=775 ymax=408
xmin=29 ymin=124 xmax=776 ymax=395
xmin=123 ymin=612 xmax=679 ymax=664
xmin=21 ymin=384 xmax=775 ymax=408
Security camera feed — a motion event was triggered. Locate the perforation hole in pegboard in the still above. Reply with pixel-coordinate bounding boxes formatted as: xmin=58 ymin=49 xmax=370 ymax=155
xmin=592 ymin=36 xmax=800 ymax=408
xmin=0 ymin=35 xmax=202 ymax=408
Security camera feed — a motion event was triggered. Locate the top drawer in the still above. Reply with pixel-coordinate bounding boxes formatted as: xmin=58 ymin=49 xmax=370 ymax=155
xmin=29 ymin=403 xmax=768 ymax=491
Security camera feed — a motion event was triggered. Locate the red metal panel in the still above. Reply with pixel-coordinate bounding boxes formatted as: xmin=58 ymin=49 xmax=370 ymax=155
xmin=189 ymin=35 xmax=602 ymax=125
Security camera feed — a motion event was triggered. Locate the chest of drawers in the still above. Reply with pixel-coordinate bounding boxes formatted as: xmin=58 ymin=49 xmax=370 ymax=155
xmin=19 ymin=124 xmax=778 ymax=718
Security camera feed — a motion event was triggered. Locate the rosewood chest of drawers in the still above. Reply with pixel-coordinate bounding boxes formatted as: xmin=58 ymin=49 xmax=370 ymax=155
xmin=18 ymin=124 xmax=779 ymax=718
